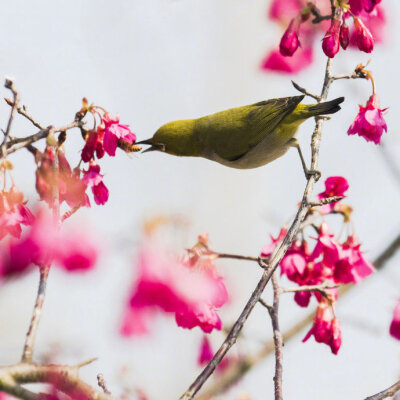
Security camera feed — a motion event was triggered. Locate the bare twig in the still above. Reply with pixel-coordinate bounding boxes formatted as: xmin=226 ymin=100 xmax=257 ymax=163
xmin=215 ymin=253 xmax=259 ymax=262
xmin=364 ymin=380 xmax=400 ymax=400
xmin=178 ymin=57 xmax=335 ymax=400
xmin=21 ymin=266 xmax=50 ymax=363
xmin=1 ymin=79 xmax=20 ymax=161
xmin=196 ymin=231 xmax=400 ymax=399
xmin=331 ymin=72 xmax=364 ymax=81
xmin=97 ymin=373 xmax=112 ymax=395
xmin=291 ymin=81 xmax=321 ymax=101
xmin=4 ymin=98 xmax=46 ymax=130
xmin=308 ymin=196 xmax=344 ymax=207
xmin=280 ymin=283 xmax=341 ymax=294
xmin=269 ymin=274 xmax=283 ymax=400
xmin=258 ymin=298 xmax=273 ymax=313
xmin=0 ymin=363 xmax=115 ymax=400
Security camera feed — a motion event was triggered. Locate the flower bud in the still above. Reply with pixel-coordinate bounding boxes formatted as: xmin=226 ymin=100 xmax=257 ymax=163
xmin=353 ymin=17 xmax=374 ymax=53
xmin=339 ymin=21 xmax=350 ymax=49
xmin=322 ymin=18 xmax=341 ymax=58
xmin=279 ymin=19 xmax=300 ymax=57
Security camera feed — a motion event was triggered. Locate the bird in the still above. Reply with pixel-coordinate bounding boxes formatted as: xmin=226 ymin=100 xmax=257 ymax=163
xmin=138 ymin=95 xmax=344 ymax=176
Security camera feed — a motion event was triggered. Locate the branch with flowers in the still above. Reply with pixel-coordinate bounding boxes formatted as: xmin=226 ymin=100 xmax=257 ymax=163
xmin=0 ymin=1 xmax=398 ymax=400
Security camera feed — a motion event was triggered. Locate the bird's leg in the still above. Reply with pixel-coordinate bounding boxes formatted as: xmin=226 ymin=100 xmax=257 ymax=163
xmin=288 ymin=138 xmax=321 ymax=181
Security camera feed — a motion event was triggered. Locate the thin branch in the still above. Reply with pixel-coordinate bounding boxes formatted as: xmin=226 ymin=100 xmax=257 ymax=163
xmin=308 ymin=196 xmax=344 ymax=207
xmin=4 ymin=98 xmax=46 ymax=130
xmin=364 ymin=380 xmax=400 ymax=400
xmin=196 ymin=231 xmax=400 ymax=399
xmin=0 ymin=363 xmax=115 ymax=400
xmin=21 ymin=266 xmax=50 ymax=363
xmin=258 ymin=298 xmax=273 ymax=313
xmin=97 ymin=373 xmax=112 ymax=395
xmin=178 ymin=57 xmax=334 ymax=400
xmin=270 ymin=273 xmax=283 ymax=400
xmin=331 ymin=72 xmax=364 ymax=80
xmin=215 ymin=253 xmax=259 ymax=262
xmin=280 ymin=283 xmax=341 ymax=294
xmin=291 ymin=80 xmax=321 ymax=101
xmin=1 ymin=79 xmax=20 ymax=161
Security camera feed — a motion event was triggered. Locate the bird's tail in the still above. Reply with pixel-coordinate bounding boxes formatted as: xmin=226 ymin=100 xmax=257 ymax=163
xmin=302 ymin=97 xmax=345 ymax=117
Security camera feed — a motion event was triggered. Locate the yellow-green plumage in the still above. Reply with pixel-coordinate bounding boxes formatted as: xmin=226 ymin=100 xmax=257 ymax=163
xmin=140 ymin=95 xmax=344 ymax=169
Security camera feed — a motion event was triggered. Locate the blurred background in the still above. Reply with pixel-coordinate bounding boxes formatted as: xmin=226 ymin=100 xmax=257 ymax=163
xmin=0 ymin=0 xmax=400 ymax=399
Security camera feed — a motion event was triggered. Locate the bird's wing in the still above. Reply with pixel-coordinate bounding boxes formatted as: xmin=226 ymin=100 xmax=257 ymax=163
xmin=195 ymin=96 xmax=304 ymax=162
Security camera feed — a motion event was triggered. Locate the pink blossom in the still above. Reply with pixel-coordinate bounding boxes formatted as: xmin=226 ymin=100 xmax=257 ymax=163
xmin=348 ymin=94 xmax=387 ymax=144
xmin=339 ymin=21 xmax=350 ymax=49
xmin=316 ymin=176 xmax=349 ymax=213
xmin=0 ymin=187 xmax=33 ymax=240
xmin=102 ymin=113 xmax=136 ymax=157
xmin=36 ymin=147 xmax=88 ymax=209
xmin=353 ymin=17 xmax=374 ymax=53
xmin=333 ymin=235 xmax=375 ymax=284
xmin=81 ymin=127 xmax=105 ymax=162
xmin=198 ymin=335 xmax=214 ymax=365
xmin=349 ymin=0 xmax=381 ymax=15
xmin=322 ymin=18 xmax=341 ymax=58
xmin=269 ymin=0 xmax=301 ymax=23
xmin=390 ymin=300 xmax=400 ymax=340
xmin=82 ymin=162 xmax=109 ymax=205
xmin=123 ymin=242 xmax=228 ymax=335
xmin=261 ymin=46 xmax=313 ymax=74
xmin=1 ymin=210 xmax=99 ymax=277
xmin=303 ymin=302 xmax=342 ymax=354
xmin=279 ymin=19 xmax=300 ymax=57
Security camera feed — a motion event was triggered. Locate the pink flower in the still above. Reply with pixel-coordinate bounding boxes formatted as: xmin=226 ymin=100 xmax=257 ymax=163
xmin=316 ymin=176 xmax=349 ymax=213
xmin=261 ymin=46 xmax=313 ymax=74
xmin=269 ymin=0 xmax=301 ymax=23
xmin=349 ymin=0 xmax=381 ymax=15
xmin=390 ymin=300 xmax=400 ymax=340
xmin=322 ymin=18 xmax=341 ymax=58
xmin=198 ymin=335 xmax=214 ymax=365
xmin=333 ymin=235 xmax=375 ymax=284
xmin=339 ymin=21 xmax=350 ymax=49
xmin=353 ymin=17 xmax=374 ymax=52
xmin=36 ymin=147 xmax=88 ymax=209
xmin=303 ymin=302 xmax=342 ymax=354
xmin=279 ymin=19 xmax=300 ymax=57
xmin=0 ymin=187 xmax=33 ymax=240
xmin=348 ymin=94 xmax=387 ymax=144
xmin=123 ymin=241 xmax=228 ymax=335
xmin=81 ymin=127 xmax=105 ymax=162
xmin=82 ymin=162 xmax=109 ymax=205
xmin=102 ymin=113 xmax=136 ymax=157
xmin=1 ymin=210 xmax=99 ymax=277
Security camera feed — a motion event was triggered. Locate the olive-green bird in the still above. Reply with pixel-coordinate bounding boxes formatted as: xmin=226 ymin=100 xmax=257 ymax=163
xmin=138 ymin=95 xmax=344 ymax=174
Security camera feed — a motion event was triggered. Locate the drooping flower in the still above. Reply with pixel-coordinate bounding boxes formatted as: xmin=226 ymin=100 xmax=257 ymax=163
xmin=322 ymin=18 xmax=341 ymax=58
xmin=198 ymin=335 xmax=214 ymax=365
xmin=390 ymin=300 xmax=400 ymax=340
xmin=303 ymin=302 xmax=342 ymax=354
xmin=316 ymin=176 xmax=349 ymax=213
xmin=123 ymin=241 xmax=228 ymax=335
xmin=279 ymin=19 xmax=301 ymax=56
xmin=339 ymin=21 xmax=350 ymax=49
xmin=353 ymin=17 xmax=374 ymax=53
xmin=81 ymin=126 xmax=105 ymax=162
xmin=347 ymin=94 xmax=387 ymax=144
xmin=348 ymin=0 xmax=381 ymax=15
xmin=36 ymin=147 xmax=88 ymax=209
xmin=0 ymin=187 xmax=34 ymax=240
xmin=82 ymin=162 xmax=109 ymax=205
xmin=1 ymin=210 xmax=99 ymax=277
xmin=102 ymin=113 xmax=136 ymax=157
xmin=333 ymin=235 xmax=375 ymax=284
xmin=261 ymin=46 xmax=313 ymax=74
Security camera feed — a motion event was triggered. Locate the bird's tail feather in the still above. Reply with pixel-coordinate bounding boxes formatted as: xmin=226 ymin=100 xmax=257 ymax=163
xmin=305 ymin=97 xmax=345 ymax=117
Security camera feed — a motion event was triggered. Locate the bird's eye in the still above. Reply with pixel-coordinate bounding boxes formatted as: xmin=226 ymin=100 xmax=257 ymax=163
xmin=158 ymin=143 xmax=166 ymax=152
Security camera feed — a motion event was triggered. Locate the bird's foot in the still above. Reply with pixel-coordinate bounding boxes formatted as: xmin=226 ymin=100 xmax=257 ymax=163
xmin=305 ymin=168 xmax=321 ymax=181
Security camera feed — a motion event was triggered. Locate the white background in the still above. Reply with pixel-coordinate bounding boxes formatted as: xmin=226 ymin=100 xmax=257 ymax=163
xmin=1 ymin=1 xmax=400 ymax=399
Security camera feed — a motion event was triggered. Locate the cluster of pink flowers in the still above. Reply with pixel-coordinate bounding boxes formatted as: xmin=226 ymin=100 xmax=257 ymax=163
xmin=261 ymin=176 xmax=374 ymax=354
xmin=121 ymin=234 xmax=228 ymax=336
xmin=262 ymin=0 xmax=385 ymax=74
xmin=0 ymin=209 xmax=99 ymax=278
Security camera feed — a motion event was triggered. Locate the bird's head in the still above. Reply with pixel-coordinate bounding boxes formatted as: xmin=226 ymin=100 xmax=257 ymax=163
xmin=138 ymin=119 xmax=201 ymax=157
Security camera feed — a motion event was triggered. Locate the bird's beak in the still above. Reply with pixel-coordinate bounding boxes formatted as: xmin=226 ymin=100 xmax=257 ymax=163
xmin=142 ymin=146 xmax=158 ymax=153
xmin=136 ymin=138 xmax=153 ymax=145
xmin=137 ymin=138 xmax=166 ymax=153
